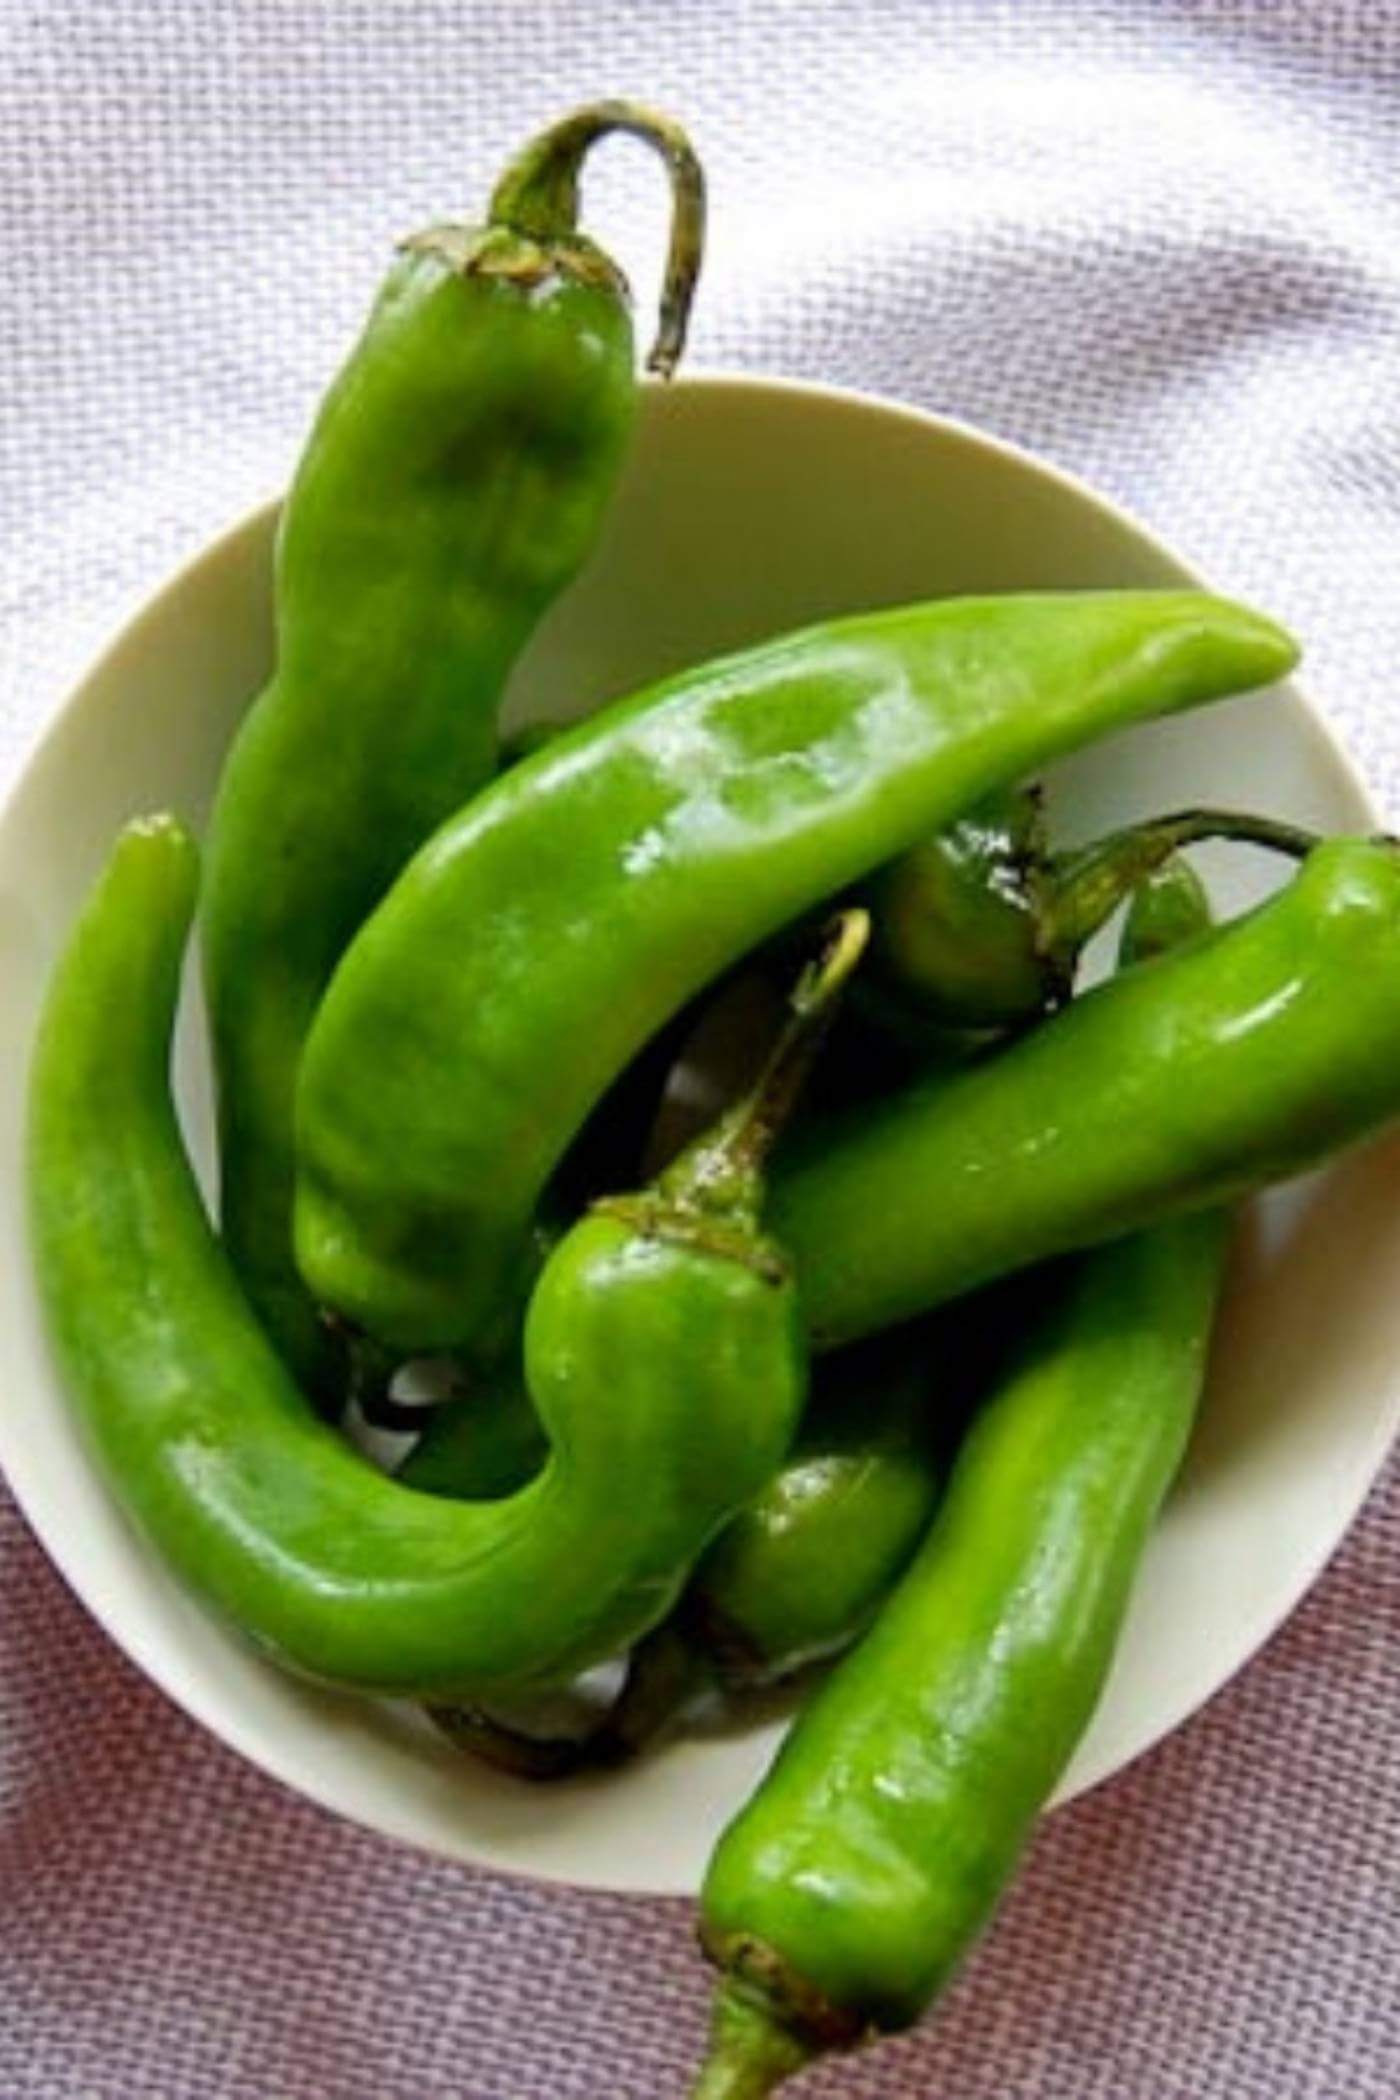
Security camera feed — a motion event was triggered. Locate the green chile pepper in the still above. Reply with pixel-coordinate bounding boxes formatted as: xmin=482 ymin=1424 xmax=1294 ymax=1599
xmin=771 ymin=834 xmax=1400 ymax=1350
xmin=29 ymin=821 xmax=858 ymax=1700
xmin=201 ymin=102 xmax=704 ymax=1391
xmin=414 ymin=845 xmax=1241 ymax=1777
xmin=594 ymin=1324 xmax=965 ymax=1766
xmin=293 ymin=588 xmax=1295 ymax=1356
xmin=667 ymin=1326 xmax=955 ymax=1685
xmin=426 ymin=1324 xmax=959 ymax=1779
xmin=864 ymin=781 xmax=1050 ymax=1031
xmin=401 ymin=784 xmax=1308 ymax=1494
xmin=399 ymin=961 xmax=783 ymax=1481
xmin=692 ymin=863 xmax=1227 ymax=2097
xmin=857 ymin=782 xmax=1314 ymax=1040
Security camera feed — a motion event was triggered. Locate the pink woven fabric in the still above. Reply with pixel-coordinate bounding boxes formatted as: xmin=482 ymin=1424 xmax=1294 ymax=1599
xmin=3 ymin=5 xmax=1398 ymax=2094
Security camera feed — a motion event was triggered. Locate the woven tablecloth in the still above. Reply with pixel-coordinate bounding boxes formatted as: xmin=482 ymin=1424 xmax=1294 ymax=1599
xmin=3 ymin=5 xmax=1398 ymax=2095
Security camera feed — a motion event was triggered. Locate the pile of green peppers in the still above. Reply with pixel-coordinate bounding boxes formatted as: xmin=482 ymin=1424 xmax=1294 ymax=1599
xmin=27 ymin=104 xmax=1400 ymax=2100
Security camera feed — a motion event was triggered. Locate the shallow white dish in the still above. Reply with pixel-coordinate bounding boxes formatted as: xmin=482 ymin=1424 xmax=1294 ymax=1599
xmin=1 ymin=375 xmax=1396 ymax=1897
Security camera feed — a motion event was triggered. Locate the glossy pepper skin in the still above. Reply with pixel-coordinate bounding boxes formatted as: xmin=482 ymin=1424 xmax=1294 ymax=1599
xmin=774 ymin=834 xmax=1400 ymax=1350
xmin=293 ymin=588 xmax=1294 ymax=1355
xmin=426 ymin=1325 xmax=957 ymax=1779
xmin=578 ymin=1325 xmax=964 ymax=1776
xmin=200 ymin=102 xmax=704 ymax=1391
xmin=859 ymin=781 xmax=1049 ymax=1034
xmin=672 ymin=1326 xmax=952 ymax=1684
xmin=859 ymin=783 xmax=1314 ymax=1042
xmin=27 ymin=821 xmax=853 ymax=1702
xmin=692 ymin=864 xmax=1227 ymax=2098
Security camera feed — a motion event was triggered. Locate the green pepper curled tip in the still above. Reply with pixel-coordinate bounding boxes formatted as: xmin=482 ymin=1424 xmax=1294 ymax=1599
xmin=486 ymin=98 xmax=706 ymax=376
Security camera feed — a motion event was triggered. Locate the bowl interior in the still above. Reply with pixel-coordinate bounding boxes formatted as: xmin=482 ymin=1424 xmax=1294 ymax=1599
xmin=1 ymin=375 xmax=1394 ymax=1896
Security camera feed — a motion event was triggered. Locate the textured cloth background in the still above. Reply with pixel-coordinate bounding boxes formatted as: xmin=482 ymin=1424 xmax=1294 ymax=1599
xmin=3 ymin=4 xmax=1399 ymax=2095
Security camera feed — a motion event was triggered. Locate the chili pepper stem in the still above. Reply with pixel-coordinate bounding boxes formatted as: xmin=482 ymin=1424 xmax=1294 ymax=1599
xmin=593 ymin=1619 xmax=708 ymax=1765
xmin=660 ymin=909 xmax=870 ymax=1222
xmin=431 ymin=1587 xmax=710 ymax=1782
xmin=488 ymin=100 xmax=706 ymax=375
xmin=691 ymin=1984 xmax=816 ymax=2100
xmin=1039 ymin=805 xmax=1317 ymax=982
xmin=426 ymin=1702 xmax=588 ymax=1782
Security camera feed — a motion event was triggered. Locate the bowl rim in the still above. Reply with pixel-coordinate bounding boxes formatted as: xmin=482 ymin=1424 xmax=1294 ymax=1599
xmin=0 ymin=365 xmax=1388 ymax=1895
xmin=5 ymin=363 xmax=1380 ymax=840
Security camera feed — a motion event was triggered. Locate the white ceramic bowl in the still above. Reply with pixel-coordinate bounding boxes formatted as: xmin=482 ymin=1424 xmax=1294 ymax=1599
xmin=2 ymin=376 xmax=1397 ymax=1897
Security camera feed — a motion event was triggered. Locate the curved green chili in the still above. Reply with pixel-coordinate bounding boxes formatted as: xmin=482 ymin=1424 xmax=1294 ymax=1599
xmin=425 ymin=1322 xmax=959 ymax=1778
xmin=773 ymin=834 xmax=1400 ymax=1349
xmin=293 ymin=588 xmax=1295 ymax=1355
xmin=422 ymin=846 xmax=1264 ymax=1779
xmin=28 ymin=819 xmax=858 ymax=1701
xmin=201 ymin=102 xmax=704 ymax=1391
xmin=692 ymin=861 xmax=1228 ymax=2096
